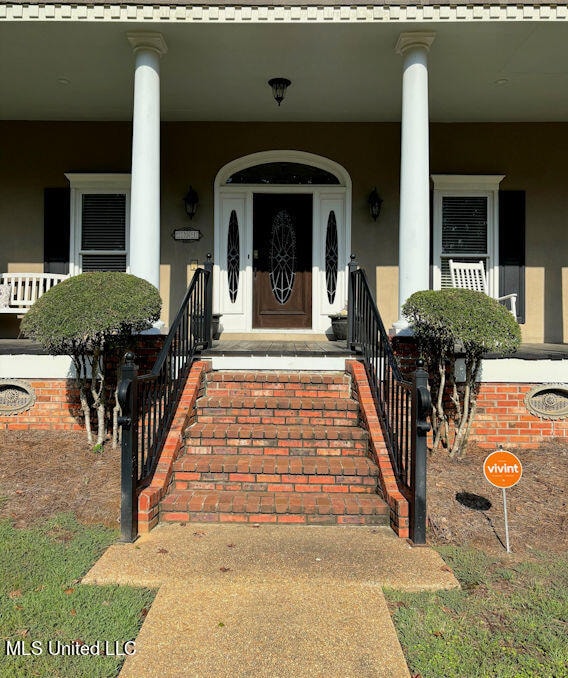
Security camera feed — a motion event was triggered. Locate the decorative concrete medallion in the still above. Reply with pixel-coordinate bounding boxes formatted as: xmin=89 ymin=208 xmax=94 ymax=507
xmin=0 ymin=379 xmax=36 ymax=416
xmin=525 ymin=384 xmax=568 ymax=420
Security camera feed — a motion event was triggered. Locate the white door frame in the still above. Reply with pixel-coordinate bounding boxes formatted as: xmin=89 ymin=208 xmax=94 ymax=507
xmin=214 ymin=150 xmax=352 ymax=333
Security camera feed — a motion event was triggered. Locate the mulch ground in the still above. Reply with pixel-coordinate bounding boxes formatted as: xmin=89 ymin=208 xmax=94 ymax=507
xmin=427 ymin=438 xmax=568 ymax=556
xmin=0 ymin=430 xmax=120 ymax=529
xmin=0 ymin=430 xmax=566 ymax=557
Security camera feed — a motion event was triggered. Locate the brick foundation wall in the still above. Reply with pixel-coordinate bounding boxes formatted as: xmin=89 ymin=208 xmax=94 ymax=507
xmin=389 ymin=336 xmax=568 ymax=448
xmin=3 ymin=340 xmax=567 ymax=450
xmin=0 ymin=336 xmax=164 ymax=432
xmin=390 ymin=335 xmax=420 ymax=376
xmin=470 ymin=383 xmax=568 ymax=448
xmin=0 ymin=379 xmax=83 ymax=431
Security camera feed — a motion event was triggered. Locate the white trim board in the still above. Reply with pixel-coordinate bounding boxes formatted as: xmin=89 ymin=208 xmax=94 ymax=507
xmin=455 ymin=358 xmax=568 ymax=384
xmin=210 ymin=356 xmax=348 ymax=371
xmin=0 ymin=355 xmax=77 ymax=379
xmin=2 ymin=4 xmax=567 ymax=24
xmin=1 ymin=353 xmax=566 ymax=381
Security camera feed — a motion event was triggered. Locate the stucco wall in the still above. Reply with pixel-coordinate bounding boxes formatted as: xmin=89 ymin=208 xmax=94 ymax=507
xmin=430 ymin=123 xmax=568 ymax=344
xmin=1 ymin=121 xmax=566 ymax=342
xmin=0 ymin=121 xmax=131 ymax=268
xmin=160 ymin=122 xmax=401 ymax=327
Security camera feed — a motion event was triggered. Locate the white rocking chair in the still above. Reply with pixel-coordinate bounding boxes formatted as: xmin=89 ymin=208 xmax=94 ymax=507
xmin=448 ymin=259 xmax=517 ymax=318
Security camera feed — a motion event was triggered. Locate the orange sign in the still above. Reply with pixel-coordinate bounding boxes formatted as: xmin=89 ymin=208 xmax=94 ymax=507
xmin=483 ymin=450 xmax=523 ymax=488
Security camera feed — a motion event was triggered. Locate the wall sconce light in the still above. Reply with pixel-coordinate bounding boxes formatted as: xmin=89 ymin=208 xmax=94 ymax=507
xmin=268 ymin=78 xmax=291 ymax=106
xmin=183 ymin=186 xmax=199 ymax=219
xmin=368 ymin=187 xmax=383 ymax=221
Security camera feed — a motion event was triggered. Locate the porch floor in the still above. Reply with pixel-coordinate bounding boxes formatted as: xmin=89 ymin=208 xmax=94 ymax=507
xmin=485 ymin=342 xmax=568 ymax=360
xmin=201 ymin=339 xmax=357 ymax=358
xmin=0 ymin=339 xmax=54 ymax=355
xmin=1 ymin=338 xmax=567 ymax=360
xmin=0 ymin=338 xmax=568 ymax=360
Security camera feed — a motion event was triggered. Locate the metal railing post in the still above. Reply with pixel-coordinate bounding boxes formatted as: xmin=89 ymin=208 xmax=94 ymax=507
xmin=410 ymin=359 xmax=431 ymax=545
xmin=347 ymin=254 xmax=358 ymax=349
xmin=117 ymin=352 xmax=139 ymax=543
xmin=203 ymin=253 xmax=214 ymax=349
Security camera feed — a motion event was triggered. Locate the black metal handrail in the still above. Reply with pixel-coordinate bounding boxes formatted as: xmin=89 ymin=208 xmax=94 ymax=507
xmin=347 ymin=257 xmax=431 ymax=544
xmin=117 ymin=256 xmax=213 ymax=541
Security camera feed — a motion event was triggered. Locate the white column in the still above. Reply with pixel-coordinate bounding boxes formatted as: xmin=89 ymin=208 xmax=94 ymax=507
xmin=393 ymin=32 xmax=435 ymax=332
xmin=127 ymin=32 xmax=168 ymax=289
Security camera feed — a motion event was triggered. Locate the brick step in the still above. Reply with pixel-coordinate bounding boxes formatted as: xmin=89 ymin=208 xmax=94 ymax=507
xmin=198 ymin=395 xmax=359 ymax=412
xmin=160 ymin=489 xmax=389 ymax=526
xmin=196 ymin=395 xmax=359 ymax=426
xmin=197 ymin=413 xmax=358 ymax=427
xmin=183 ymin=423 xmax=369 ymax=456
xmin=173 ymin=454 xmax=379 ymax=493
xmin=205 ymin=371 xmax=351 ymax=399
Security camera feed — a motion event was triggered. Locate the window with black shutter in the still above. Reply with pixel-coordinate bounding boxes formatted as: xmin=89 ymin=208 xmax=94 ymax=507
xmin=432 ymin=175 xmax=504 ymax=297
xmin=440 ymin=196 xmax=488 ymax=287
xmin=65 ymin=174 xmax=130 ymax=275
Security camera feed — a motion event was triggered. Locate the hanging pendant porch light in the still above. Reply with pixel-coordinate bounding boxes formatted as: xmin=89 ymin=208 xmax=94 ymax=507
xmin=268 ymin=78 xmax=291 ymax=106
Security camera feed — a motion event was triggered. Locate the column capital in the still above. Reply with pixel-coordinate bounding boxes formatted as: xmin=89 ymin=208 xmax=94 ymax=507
xmin=127 ymin=31 xmax=168 ymax=57
xmin=395 ymin=32 xmax=436 ymax=56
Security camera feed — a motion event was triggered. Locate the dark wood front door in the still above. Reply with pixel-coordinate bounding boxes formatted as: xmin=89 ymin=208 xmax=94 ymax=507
xmin=253 ymin=194 xmax=312 ymax=329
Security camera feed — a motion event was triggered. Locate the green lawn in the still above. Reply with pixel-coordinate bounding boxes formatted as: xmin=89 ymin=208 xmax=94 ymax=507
xmin=0 ymin=514 xmax=155 ymax=678
xmin=386 ymin=546 xmax=568 ymax=678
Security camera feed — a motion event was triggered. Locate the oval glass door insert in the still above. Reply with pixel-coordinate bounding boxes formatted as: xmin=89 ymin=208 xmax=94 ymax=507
xmin=325 ymin=210 xmax=338 ymax=304
xmin=227 ymin=210 xmax=240 ymax=303
xmin=269 ymin=210 xmax=296 ymax=305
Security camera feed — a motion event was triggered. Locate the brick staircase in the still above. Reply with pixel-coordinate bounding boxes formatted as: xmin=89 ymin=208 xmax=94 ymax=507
xmin=160 ymin=370 xmax=389 ymax=525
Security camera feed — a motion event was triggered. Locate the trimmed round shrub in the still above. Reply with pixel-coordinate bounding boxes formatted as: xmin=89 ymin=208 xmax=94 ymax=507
xmin=403 ymin=289 xmax=521 ymax=456
xmin=21 ymin=272 xmax=162 ymax=447
xmin=22 ymin=272 xmax=162 ymax=352
xmin=403 ymin=288 xmax=521 ymax=357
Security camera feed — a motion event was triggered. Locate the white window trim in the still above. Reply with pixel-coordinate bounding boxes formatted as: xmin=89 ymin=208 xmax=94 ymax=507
xmin=65 ymin=173 xmax=131 ymax=276
xmin=431 ymin=174 xmax=505 ymax=296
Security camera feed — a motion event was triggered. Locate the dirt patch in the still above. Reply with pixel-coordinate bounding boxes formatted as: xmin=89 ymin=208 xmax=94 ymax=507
xmin=427 ymin=439 xmax=568 ymax=556
xmin=0 ymin=430 xmax=120 ymax=528
xmin=0 ymin=429 xmax=566 ymax=557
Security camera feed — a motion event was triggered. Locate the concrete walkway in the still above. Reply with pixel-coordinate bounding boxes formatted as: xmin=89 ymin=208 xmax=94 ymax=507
xmin=83 ymin=525 xmax=459 ymax=678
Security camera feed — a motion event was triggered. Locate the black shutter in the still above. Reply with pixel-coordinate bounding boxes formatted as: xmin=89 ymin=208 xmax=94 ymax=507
xmin=499 ymin=191 xmax=526 ymax=324
xmin=44 ymin=188 xmax=70 ymax=274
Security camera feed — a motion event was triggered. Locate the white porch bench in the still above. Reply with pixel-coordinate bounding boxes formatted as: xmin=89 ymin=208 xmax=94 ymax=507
xmin=449 ymin=259 xmax=517 ymax=318
xmin=0 ymin=273 xmax=68 ymax=314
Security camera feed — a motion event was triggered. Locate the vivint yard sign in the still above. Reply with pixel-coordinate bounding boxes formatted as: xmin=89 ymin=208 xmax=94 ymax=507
xmin=483 ymin=447 xmax=523 ymax=553
xmin=483 ymin=449 xmax=523 ymax=489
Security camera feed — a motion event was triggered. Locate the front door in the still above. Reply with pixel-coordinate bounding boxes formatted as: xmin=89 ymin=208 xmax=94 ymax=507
xmin=253 ymin=194 xmax=312 ymax=329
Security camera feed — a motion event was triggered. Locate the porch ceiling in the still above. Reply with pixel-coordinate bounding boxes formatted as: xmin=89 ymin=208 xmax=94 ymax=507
xmin=1 ymin=20 xmax=568 ymax=122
